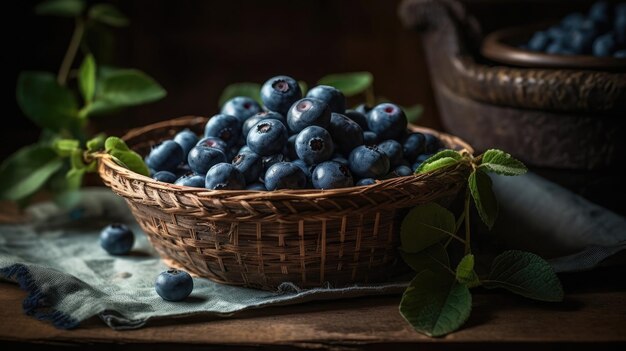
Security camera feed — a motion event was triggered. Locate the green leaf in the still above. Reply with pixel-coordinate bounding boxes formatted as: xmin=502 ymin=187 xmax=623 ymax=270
xmin=88 ymin=3 xmax=129 ymax=27
xmin=35 ymin=0 xmax=84 ymax=17
xmin=104 ymin=136 xmax=130 ymax=152
xmin=485 ymin=250 xmax=564 ymax=302
xmin=468 ymin=170 xmax=498 ymax=229
xmin=70 ymin=149 xmax=86 ymax=169
xmin=108 ymin=149 xmax=150 ymax=177
xmin=317 ymin=72 xmax=373 ymax=97
xmin=455 ymin=254 xmax=480 ymax=287
xmin=79 ymin=54 xmax=96 ymax=103
xmin=86 ymin=133 xmax=106 ymax=152
xmin=479 ymin=149 xmax=527 ymax=176
xmin=399 ymin=270 xmax=472 ymax=337
xmin=416 ymin=150 xmax=462 ymax=174
xmin=53 ymin=139 xmax=80 ymax=157
xmin=404 ymin=104 xmax=423 ymax=123
xmin=85 ymin=69 xmax=166 ymax=116
xmin=218 ymin=82 xmax=262 ymax=107
xmin=0 ymin=145 xmax=64 ymax=201
xmin=401 ymin=203 xmax=456 ymax=253
xmin=400 ymin=243 xmax=450 ymax=274
xmin=298 ymin=81 xmax=308 ymax=96
xmin=16 ymin=71 xmax=79 ymax=132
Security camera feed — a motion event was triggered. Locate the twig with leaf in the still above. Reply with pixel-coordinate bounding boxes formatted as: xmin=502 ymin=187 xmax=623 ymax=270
xmin=399 ymin=149 xmax=563 ymax=337
xmin=0 ymin=0 xmax=166 ymax=207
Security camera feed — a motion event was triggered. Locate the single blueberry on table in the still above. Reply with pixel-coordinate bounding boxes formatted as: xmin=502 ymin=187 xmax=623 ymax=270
xmin=328 ymin=112 xmax=364 ymax=156
xmin=311 ymin=161 xmax=354 ymax=189
xmin=348 ymin=145 xmax=390 ymax=179
xmin=356 ymin=178 xmax=376 ymax=186
xmin=174 ymin=173 xmax=205 ymax=188
xmin=402 ymin=132 xmax=426 ymax=163
xmin=295 ymin=126 xmax=335 ymax=165
xmin=366 ymin=103 xmax=407 ymax=141
xmin=306 ymin=85 xmax=346 ymax=113
xmin=152 ymin=170 xmax=177 ymax=183
xmin=264 ymin=162 xmax=307 ymax=190
xmin=344 ymin=109 xmax=369 ymax=131
xmin=232 ymin=151 xmax=263 ymax=184
xmin=173 ymin=129 xmax=199 ymax=157
xmin=204 ymin=114 xmax=242 ymax=147
xmin=100 ymin=223 xmax=134 ymax=255
xmin=188 ymin=145 xmax=227 ymax=175
xmin=246 ymin=119 xmax=289 ymax=156
xmin=363 ymin=131 xmax=378 ymax=146
xmin=287 ymin=98 xmax=332 ymax=133
xmin=242 ymin=111 xmax=286 ymax=138
xmin=205 ymin=163 xmax=246 ymax=190
xmin=155 ymin=269 xmax=194 ymax=302
xmin=196 ymin=136 xmax=228 ymax=153
xmin=260 ymin=75 xmax=302 ymax=116
xmin=377 ymin=139 xmax=404 ymax=167
xmin=221 ymin=96 xmax=262 ymax=123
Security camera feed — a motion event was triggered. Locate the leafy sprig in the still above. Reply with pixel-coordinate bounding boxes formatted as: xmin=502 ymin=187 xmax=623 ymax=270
xmin=399 ymin=149 xmax=563 ymax=337
xmin=0 ymin=0 xmax=165 ymax=206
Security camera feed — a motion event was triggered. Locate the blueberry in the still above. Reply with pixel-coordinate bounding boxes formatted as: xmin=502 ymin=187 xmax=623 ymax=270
xmin=146 ymin=140 xmax=184 ymax=172
xmin=348 ymin=145 xmax=390 ymax=179
xmin=356 ymin=178 xmax=376 ymax=186
xmin=261 ymin=153 xmax=286 ymax=181
xmin=99 ymin=223 xmax=134 ymax=255
xmin=565 ymin=29 xmax=595 ymax=54
xmin=412 ymin=153 xmax=433 ymax=171
xmin=155 ymin=269 xmax=193 ymax=302
xmin=546 ymin=42 xmax=565 ymax=54
xmin=424 ymin=133 xmax=443 ymax=154
xmin=204 ymin=114 xmax=241 ymax=147
xmin=221 ymin=96 xmax=263 ymax=123
xmin=393 ymin=165 xmax=413 ymax=177
xmin=528 ymin=31 xmax=550 ymax=51
xmin=196 ymin=136 xmax=228 ymax=153
xmin=311 ymin=161 xmax=354 ymax=189
xmin=287 ymin=98 xmax=332 ymax=133
xmin=246 ymin=182 xmax=267 ymax=191
xmin=152 ymin=170 xmax=177 ymax=183
xmin=264 ymin=162 xmax=307 ymax=190
xmin=260 ymin=75 xmax=302 ymax=115
xmin=174 ymin=173 xmax=205 ymax=187
xmin=615 ymin=49 xmax=626 ymax=57
xmin=295 ymin=126 xmax=334 ymax=165
xmin=291 ymin=158 xmax=313 ymax=177
xmin=363 ymin=131 xmax=378 ymax=146
xmin=546 ymin=25 xmax=567 ymax=41
xmin=242 ymin=111 xmax=286 ymax=138
xmin=306 ymin=85 xmax=346 ymax=113
xmin=377 ymin=140 xmax=404 ymax=167
xmin=344 ymin=109 xmax=369 ymax=131
xmin=173 ymin=129 xmax=199 ymax=157
xmin=232 ymin=152 xmax=263 ymax=184
xmin=238 ymin=145 xmax=253 ymax=154
xmin=353 ymin=103 xmax=372 ymax=116
xmin=246 ymin=119 xmax=288 ymax=156
xmin=328 ymin=113 xmax=364 ymax=156
xmin=402 ymin=132 xmax=426 ymax=163
xmin=205 ymin=163 xmax=246 ymax=190
xmin=366 ymin=103 xmax=407 ymax=140
xmin=593 ymin=32 xmax=616 ymax=56
xmin=188 ymin=145 xmax=227 ymax=175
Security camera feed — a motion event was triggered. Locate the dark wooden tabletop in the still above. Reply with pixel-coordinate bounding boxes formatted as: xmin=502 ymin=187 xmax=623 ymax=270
xmin=1 ymin=268 xmax=625 ymax=351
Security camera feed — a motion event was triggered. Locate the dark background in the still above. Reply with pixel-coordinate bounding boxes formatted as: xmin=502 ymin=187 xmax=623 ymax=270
xmin=5 ymin=0 xmax=600 ymax=161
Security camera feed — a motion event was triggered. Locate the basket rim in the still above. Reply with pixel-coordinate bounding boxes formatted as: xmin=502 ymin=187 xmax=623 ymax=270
xmin=97 ymin=115 xmax=474 ymax=201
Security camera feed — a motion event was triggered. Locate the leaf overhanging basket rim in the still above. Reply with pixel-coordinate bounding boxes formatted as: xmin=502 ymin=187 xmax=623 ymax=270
xmin=97 ymin=115 xmax=474 ymax=201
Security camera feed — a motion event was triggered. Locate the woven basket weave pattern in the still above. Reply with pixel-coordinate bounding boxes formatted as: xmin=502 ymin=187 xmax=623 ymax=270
xmin=98 ymin=116 xmax=472 ymax=290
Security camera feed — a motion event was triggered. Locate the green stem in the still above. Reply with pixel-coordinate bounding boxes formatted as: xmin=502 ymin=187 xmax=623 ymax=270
xmin=57 ymin=17 xmax=85 ymax=86
xmin=464 ymin=186 xmax=471 ymax=255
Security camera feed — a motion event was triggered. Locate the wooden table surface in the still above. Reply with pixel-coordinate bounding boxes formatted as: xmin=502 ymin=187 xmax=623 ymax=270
xmin=1 ymin=268 xmax=625 ymax=351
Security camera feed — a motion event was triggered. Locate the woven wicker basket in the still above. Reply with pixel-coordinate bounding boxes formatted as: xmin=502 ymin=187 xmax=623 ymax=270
xmin=97 ymin=115 xmax=473 ymax=291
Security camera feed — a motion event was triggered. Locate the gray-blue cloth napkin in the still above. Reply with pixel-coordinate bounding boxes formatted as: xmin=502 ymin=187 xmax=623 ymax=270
xmin=0 ymin=189 xmax=407 ymax=330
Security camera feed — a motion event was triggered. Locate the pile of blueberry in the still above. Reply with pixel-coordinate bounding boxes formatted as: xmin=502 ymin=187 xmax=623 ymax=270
xmin=146 ymin=75 xmax=443 ymax=191
xmin=523 ymin=1 xmax=626 ymax=57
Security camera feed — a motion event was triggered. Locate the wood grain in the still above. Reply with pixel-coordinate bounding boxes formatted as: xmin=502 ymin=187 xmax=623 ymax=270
xmin=1 ymin=282 xmax=624 ymax=350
